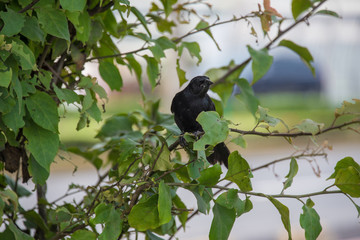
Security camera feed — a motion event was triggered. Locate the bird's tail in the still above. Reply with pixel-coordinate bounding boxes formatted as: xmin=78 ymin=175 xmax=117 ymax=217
xmin=206 ymin=142 xmax=230 ymax=168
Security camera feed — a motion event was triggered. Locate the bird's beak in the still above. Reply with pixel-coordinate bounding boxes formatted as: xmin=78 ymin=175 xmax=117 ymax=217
xmin=206 ymin=79 xmax=213 ymax=86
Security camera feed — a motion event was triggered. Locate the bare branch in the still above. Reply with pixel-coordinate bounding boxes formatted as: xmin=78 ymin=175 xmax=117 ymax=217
xmin=211 ymin=0 xmax=328 ymax=87
xmin=230 ymin=119 xmax=360 ymax=137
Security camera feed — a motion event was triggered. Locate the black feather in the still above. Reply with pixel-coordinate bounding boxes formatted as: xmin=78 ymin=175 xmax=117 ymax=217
xmin=171 ymin=76 xmax=230 ymax=168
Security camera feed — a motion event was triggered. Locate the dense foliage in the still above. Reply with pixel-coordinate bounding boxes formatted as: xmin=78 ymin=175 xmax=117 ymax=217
xmin=0 ymin=0 xmax=359 ymax=239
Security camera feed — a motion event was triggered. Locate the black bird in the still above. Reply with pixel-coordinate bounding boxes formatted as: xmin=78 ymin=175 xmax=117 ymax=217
xmin=171 ymin=76 xmax=230 ymax=168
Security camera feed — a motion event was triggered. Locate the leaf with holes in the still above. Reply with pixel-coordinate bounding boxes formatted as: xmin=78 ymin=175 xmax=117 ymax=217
xmin=295 ymin=119 xmax=324 ymax=135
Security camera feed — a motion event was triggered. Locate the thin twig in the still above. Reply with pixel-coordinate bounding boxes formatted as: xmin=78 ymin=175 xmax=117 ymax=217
xmin=230 ymin=119 xmax=360 ymax=137
xmin=251 ymin=153 xmax=327 ymax=172
xmin=44 ymin=62 xmax=70 ymax=88
xmin=18 ymin=0 xmax=40 ymax=13
xmin=211 ymin=0 xmax=328 ymax=87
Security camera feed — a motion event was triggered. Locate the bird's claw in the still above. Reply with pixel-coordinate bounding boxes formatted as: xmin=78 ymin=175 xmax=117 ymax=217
xmin=179 ymin=135 xmax=188 ymax=147
xmin=193 ymin=130 xmax=203 ymax=140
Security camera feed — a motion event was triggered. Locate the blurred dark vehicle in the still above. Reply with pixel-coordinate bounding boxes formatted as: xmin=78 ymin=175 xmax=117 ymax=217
xmin=235 ymin=57 xmax=322 ymax=94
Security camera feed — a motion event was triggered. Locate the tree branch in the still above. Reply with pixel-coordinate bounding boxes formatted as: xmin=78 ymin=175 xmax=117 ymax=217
xmin=168 ymin=119 xmax=360 ymax=152
xmin=18 ymin=0 xmax=40 ymax=13
xmin=211 ymin=0 xmax=328 ymax=87
xmin=173 ymin=14 xmax=257 ymax=43
xmin=251 ymin=153 xmax=327 ymax=172
xmin=230 ymin=119 xmax=360 ymax=137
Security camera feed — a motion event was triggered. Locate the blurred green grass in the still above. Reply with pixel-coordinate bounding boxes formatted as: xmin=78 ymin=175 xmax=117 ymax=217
xmin=59 ymin=92 xmax=350 ymax=146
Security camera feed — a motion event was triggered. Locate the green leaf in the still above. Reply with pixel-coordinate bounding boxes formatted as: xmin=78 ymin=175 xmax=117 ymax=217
xmin=11 ymin=38 xmax=37 ymax=71
xmin=234 ymin=196 xmax=253 ymax=217
xmin=68 ymin=147 xmax=102 ymax=170
xmin=23 ymin=210 xmax=49 ymax=233
xmin=279 ymin=39 xmax=315 ymax=75
xmin=292 ymin=0 xmax=312 ymax=20
xmin=231 ymin=135 xmax=247 ymax=148
xmin=225 ymin=151 xmax=252 ymax=192
xmin=191 ymin=186 xmax=212 ymax=214
xmin=154 ymin=145 xmax=173 ymax=171
xmin=267 ymin=196 xmax=292 ymax=239
xmin=215 ymin=188 xmax=239 ymax=209
xmin=146 ymin=231 xmax=165 ymax=240
xmin=154 ymin=36 xmax=176 ymax=50
xmin=193 ymin=111 xmax=229 ymax=150
xmin=195 ymin=20 xmax=221 ymax=51
xmin=2 ymin=99 xmax=25 ymax=134
xmin=334 ymin=166 xmax=360 ymax=198
xmin=160 ymin=0 xmax=176 ymax=17
xmin=50 ymin=207 xmax=72 ymax=223
xmin=99 ymin=61 xmax=123 ymax=91
xmin=328 ymin=157 xmax=360 ymax=179
xmin=86 ymin=102 xmax=102 ymax=122
xmin=257 ymin=106 xmax=280 ymax=127
xmin=28 ymin=154 xmax=49 ymax=185
xmin=23 ymin=120 xmax=59 ymax=172
xmin=92 ymin=203 xmax=112 ymax=224
xmin=0 ymin=8 xmax=25 ymax=36
xmin=96 ymin=115 xmax=133 ymax=138
xmin=144 ymin=55 xmax=159 ymax=89
xmin=176 ymin=59 xmax=187 ymax=87
xmin=234 ymin=78 xmax=259 ymax=117
xmin=0 ymin=67 xmax=12 ymax=88
xmin=315 ymin=9 xmax=341 ymax=18
xmin=67 ymin=11 xmax=91 ymax=43
xmin=128 ymin=195 xmax=160 ymax=231
xmin=150 ymin=44 xmax=166 ymax=61
xmin=300 ymin=199 xmax=322 ymax=240
xmin=99 ymin=208 xmax=122 ymax=240
xmin=38 ymin=70 xmax=52 ymax=90
xmin=173 ymin=195 xmax=188 ymax=229
xmin=247 ymin=46 xmax=273 ymax=84
xmin=11 ymin=70 xmax=23 ymax=112
xmin=209 ymin=203 xmax=236 ymax=240
xmin=25 ymin=91 xmax=59 ymax=133
xmin=8 ymin=220 xmax=34 ymax=240
xmin=71 ymin=229 xmax=97 ymax=240
xmin=158 ymin=181 xmax=172 ymax=225
xmin=0 ymin=188 xmax=18 ymax=213
xmin=179 ymin=42 xmax=202 ymax=65
xmin=335 ymin=99 xmax=360 ymax=117
xmin=76 ymin=113 xmax=87 ymax=131
xmin=131 ymin=7 xmax=152 ymax=37
xmin=295 ymin=119 xmax=324 ymax=135
xmin=20 ymin=16 xmax=45 ymax=42
xmin=198 ymin=164 xmax=222 ymax=187
xmin=4 ymin=175 xmax=31 ymax=197
xmin=283 ymin=157 xmax=299 ymax=191
xmin=36 ymin=7 xmax=70 ymax=41
xmin=60 ymin=0 xmax=86 ymax=11
xmin=53 ymin=85 xmax=80 ymax=104
xmin=88 ymin=20 xmax=103 ymax=46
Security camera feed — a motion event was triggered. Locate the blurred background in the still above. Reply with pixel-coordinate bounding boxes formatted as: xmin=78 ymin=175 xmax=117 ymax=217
xmin=21 ymin=0 xmax=360 ymax=239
